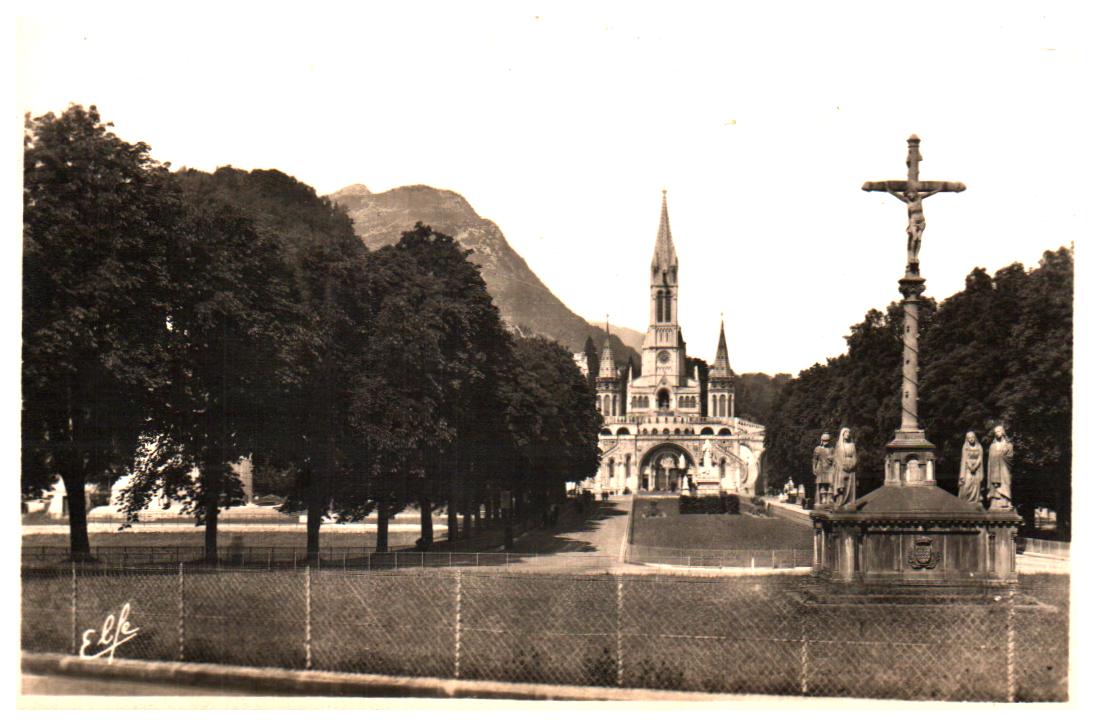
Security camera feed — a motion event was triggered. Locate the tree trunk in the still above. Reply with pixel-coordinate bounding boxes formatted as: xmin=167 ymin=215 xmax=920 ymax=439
xmin=204 ymin=493 xmax=219 ymax=565
xmin=60 ymin=473 xmax=91 ymax=560
xmin=376 ymin=500 xmax=389 ymax=553
xmin=306 ymin=494 xmax=323 ymax=563
xmin=418 ymin=496 xmax=433 ymax=550
xmin=485 ymin=494 xmax=494 ymax=524
xmin=447 ymin=483 xmax=459 ymax=541
xmin=462 ymin=495 xmax=473 ymax=540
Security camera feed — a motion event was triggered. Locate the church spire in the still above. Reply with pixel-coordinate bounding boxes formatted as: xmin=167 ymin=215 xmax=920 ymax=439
xmin=650 ymin=189 xmax=677 ymax=275
xmin=711 ymin=316 xmax=735 ymax=379
xmin=598 ymin=319 xmax=618 ymax=379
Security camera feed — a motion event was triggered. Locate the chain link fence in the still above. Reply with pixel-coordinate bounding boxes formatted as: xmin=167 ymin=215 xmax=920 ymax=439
xmin=21 ymin=546 xmax=620 ymax=572
xmin=21 ymin=564 xmax=1068 ymax=701
xmin=626 ymin=545 xmax=812 ymax=569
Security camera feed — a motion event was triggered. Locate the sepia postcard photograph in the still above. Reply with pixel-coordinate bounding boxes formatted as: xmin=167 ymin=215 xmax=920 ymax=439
xmin=9 ymin=0 xmax=1087 ymax=715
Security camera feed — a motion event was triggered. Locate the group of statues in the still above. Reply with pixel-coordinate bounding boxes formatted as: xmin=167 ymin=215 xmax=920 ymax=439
xmin=808 ymin=425 xmax=1014 ymax=510
xmin=811 ymin=429 xmax=858 ymax=509
xmin=958 ymin=425 xmax=1014 ymax=510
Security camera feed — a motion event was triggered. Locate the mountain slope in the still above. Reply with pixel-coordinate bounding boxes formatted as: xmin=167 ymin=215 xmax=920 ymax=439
xmin=329 ymin=184 xmax=637 ymax=362
xmin=590 ymin=321 xmax=644 ymax=353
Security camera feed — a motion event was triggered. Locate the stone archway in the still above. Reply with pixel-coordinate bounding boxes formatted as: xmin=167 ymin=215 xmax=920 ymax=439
xmin=639 ymin=443 xmax=695 ymax=493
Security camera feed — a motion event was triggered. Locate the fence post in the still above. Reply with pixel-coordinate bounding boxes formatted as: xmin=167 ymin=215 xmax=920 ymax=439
xmin=454 ymin=569 xmax=462 ymax=679
xmin=1006 ymin=588 xmax=1016 ymax=702
xmin=70 ymin=561 xmax=77 ymax=655
xmin=304 ymin=565 xmax=312 ymax=670
xmin=799 ymin=607 xmax=809 ymax=695
xmin=615 ymin=575 xmax=625 ymax=688
xmin=178 ymin=562 xmax=186 ymax=661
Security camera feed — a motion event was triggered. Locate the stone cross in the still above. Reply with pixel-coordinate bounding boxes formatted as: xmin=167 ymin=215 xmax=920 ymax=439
xmin=863 ymin=136 xmax=965 ymax=482
xmin=862 ymin=135 xmax=966 ymax=275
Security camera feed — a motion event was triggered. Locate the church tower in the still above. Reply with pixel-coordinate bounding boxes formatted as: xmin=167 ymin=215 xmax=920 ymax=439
xmin=642 ymin=191 xmax=688 ymax=393
xmin=709 ymin=319 xmax=736 ymax=418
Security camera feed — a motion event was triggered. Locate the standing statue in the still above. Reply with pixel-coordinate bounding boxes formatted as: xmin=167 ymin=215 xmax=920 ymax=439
xmin=987 ymin=425 xmax=1014 ymax=510
xmin=831 ymin=428 xmax=858 ymax=509
xmin=957 ymin=431 xmax=985 ymax=506
xmin=701 ymin=439 xmax=713 ymax=470
xmin=812 ymin=433 xmax=833 ymax=509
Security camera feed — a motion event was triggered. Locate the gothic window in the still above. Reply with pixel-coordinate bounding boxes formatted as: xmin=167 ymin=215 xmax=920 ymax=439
xmin=624 ymin=455 xmax=631 ymax=478
xmin=656 ymin=291 xmax=664 ymax=322
xmin=657 ymin=389 xmax=670 ymax=410
xmin=608 ymin=459 xmax=615 ymax=478
xmin=611 ymin=395 xmax=617 ymax=416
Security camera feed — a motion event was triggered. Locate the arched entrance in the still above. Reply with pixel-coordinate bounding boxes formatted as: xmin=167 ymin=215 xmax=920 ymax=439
xmin=640 ymin=444 xmax=694 ymax=493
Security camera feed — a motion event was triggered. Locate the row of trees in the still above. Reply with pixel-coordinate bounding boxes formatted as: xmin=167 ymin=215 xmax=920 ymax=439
xmin=763 ymin=248 xmax=1073 ymax=536
xmin=22 ymin=104 xmax=601 ymax=559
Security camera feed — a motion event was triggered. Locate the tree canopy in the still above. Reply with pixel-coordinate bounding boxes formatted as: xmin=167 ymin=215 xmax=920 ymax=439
xmin=22 ymin=105 xmax=180 ymax=555
xmin=764 ymin=249 xmax=1073 ymax=536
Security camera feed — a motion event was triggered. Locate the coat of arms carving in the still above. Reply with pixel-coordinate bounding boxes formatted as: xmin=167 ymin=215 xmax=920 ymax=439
xmin=907 ymin=536 xmax=940 ymax=570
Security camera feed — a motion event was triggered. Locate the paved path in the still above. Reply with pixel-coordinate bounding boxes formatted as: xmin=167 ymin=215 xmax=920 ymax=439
xmin=497 ymin=495 xmax=632 ymax=573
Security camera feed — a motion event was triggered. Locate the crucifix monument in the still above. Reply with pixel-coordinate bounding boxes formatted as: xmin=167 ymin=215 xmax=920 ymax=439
xmin=863 ymin=135 xmax=965 ymax=487
xmin=809 ymin=135 xmax=1021 ymax=588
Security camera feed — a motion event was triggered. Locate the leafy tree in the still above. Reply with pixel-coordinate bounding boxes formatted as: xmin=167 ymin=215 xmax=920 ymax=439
xmin=340 ymin=224 xmax=514 ymax=550
xmin=22 ymin=105 xmax=178 ymax=557
xmin=170 ymin=167 xmax=369 ymax=559
xmin=121 ymin=190 xmax=312 ymax=561
xmin=583 ymin=335 xmax=600 ymax=388
xmin=735 ymin=373 xmax=791 ymax=424
xmin=504 ymin=337 xmax=601 ymax=527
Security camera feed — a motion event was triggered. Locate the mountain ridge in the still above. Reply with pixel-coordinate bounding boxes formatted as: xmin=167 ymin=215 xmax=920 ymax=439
xmin=329 ymin=183 xmax=638 ymax=363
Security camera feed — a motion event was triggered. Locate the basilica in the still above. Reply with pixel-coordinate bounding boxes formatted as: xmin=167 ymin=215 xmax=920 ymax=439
xmin=585 ymin=192 xmax=765 ymax=496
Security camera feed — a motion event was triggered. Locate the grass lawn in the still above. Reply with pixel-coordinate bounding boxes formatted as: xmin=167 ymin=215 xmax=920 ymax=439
xmin=21 ymin=529 xmax=422 ymax=550
xmin=630 ymin=496 xmax=812 ymax=551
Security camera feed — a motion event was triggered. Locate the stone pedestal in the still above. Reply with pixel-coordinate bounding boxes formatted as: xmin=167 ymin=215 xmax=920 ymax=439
xmin=811 ymin=486 xmax=1022 ymax=588
xmin=884 ymin=429 xmax=937 ymax=486
xmin=694 ymin=468 xmax=722 ymax=497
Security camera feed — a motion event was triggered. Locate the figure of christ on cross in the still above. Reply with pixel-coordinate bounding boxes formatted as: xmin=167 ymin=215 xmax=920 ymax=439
xmin=862 ymin=135 xmax=966 ymax=275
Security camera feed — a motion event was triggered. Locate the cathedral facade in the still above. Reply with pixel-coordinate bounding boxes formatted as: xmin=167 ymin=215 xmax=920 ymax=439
xmin=587 ymin=192 xmax=765 ymax=496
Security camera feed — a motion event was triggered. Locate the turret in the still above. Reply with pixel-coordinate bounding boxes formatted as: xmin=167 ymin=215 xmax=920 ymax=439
xmin=596 ymin=321 xmax=621 ymax=417
xmin=708 ymin=318 xmax=736 ymax=418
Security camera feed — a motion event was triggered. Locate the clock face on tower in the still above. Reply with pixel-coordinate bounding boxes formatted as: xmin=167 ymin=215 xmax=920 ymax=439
xmin=657 ymin=350 xmax=671 ymax=364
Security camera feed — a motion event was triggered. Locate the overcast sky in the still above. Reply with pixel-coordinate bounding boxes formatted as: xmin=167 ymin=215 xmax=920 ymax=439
xmin=15 ymin=2 xmax=1088 ymax=374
